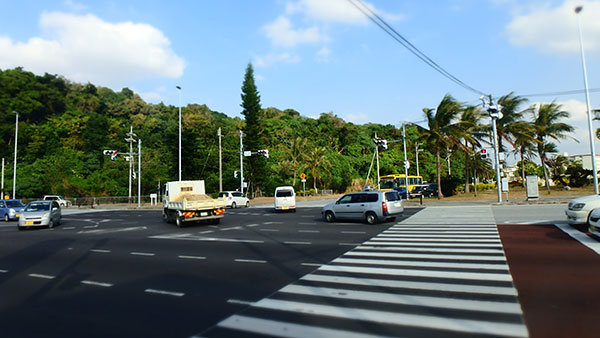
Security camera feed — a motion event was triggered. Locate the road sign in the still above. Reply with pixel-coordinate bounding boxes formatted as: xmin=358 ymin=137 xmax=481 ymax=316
xmin=301 ymin=179 xmax=306 ymax=183
xmin=300 ymin=173 xmax=306 ymax=180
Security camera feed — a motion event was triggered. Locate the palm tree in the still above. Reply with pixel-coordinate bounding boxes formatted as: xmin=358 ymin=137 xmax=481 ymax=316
xmin=303 ymin=146 xmax=332 ymax=193
xmin=416 ymin=94 xmax=464 ymax=199
xmin=510 ymin=120 xmax=539 ymax=187
xmin=495 ymin=92 xmax=528 ymax=152
xmin=531 ymin=102 xmax=575 ymax=193
xmin=287 ymin=137 xmax=307 ymax=186
xmin=458 ymin=105 xmax=485 ymax=193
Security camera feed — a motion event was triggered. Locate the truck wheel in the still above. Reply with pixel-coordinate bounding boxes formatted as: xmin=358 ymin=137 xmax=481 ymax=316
xmin=365 ymin=212 xmax=378 ymax=225
xmin=176 ymin=216 xmax=184 ymax=228
xmin=162 ymin=211 xmax=169 ymax=223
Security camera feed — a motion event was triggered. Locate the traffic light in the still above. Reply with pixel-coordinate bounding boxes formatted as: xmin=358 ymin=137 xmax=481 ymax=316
xmin=257 ymin=149 xmax=269 ymax=158
xmin=111 ymin=151 xmax=118 ymax=160
xmin=480 ymin=149 xmax=488 ymax=160
xmin=373 ymin=139 xmax=388 ymax=150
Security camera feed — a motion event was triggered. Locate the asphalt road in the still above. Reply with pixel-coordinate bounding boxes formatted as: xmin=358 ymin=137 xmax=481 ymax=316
xmin=0 ymin=207 xmax=420 ymax=338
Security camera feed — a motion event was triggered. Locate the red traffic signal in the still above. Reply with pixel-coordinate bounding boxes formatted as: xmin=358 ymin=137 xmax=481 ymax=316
xmin=480 ymin=149 xmax=488 ymax=160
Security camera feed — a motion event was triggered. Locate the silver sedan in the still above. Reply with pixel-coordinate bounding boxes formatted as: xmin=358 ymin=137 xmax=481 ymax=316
xmin=18 ymin=200 xmax=62 ymax=230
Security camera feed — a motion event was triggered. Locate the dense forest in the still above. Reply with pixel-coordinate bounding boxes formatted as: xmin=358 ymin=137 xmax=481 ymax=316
xmin=0 ymin=66 xmax=584 ymax=200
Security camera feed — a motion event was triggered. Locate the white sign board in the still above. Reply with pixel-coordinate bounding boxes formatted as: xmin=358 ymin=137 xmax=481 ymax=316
xmin=243 ymin=151 xmax=252 ymax=157
xmin=501 ymin=178 xmax=509 ymax=192
xmin=526 ymin=175 xmax=539 ymax=199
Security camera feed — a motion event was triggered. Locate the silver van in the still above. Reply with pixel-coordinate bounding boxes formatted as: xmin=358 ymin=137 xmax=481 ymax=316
xmin=321 ymin=190 xmax=403 ymax=224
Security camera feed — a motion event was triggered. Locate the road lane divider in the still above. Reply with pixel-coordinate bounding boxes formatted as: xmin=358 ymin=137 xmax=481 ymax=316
xmin=131 ymin=252 xmax=155 ymax=256
xmin=81 ymin=280 xmax=113 ymax=287
xmin=284 ymin=241 xmax=311 ymax=245
xmin=144 ymin=288 xmax=185 ymax=297
xmin=90 ymin=249 xmax=111 ymax=253
xmin=0 ymin=269 xmax=8 ymax=273
xmin=235 ymin=259 xmax=267 ymax=264
xmin=28 ymin=273 xmax=55 ymax=279
xmin=227 ymin=299 xmax=254 ymax=306
xmin=178 ymin=255 xmax=206 ymax=260
xmin=298 ymin=230 xmax=319 ymax=233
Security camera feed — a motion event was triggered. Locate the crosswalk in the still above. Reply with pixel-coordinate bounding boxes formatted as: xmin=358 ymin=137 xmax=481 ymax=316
xmin=199 ymin=206 xmax=529 ymax=337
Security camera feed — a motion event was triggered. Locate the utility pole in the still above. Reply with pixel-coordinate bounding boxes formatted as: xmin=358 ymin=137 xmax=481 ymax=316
xmin=138 ymin=139 xmax=142 ymax=208
xmin=1 ymin=158 xmax=4 ymax=199
xmin=239 ymin=130 xmax=244 ymax=194
xmin=402 ymin=124 xmax=410 ymax=200
xmin=415 ymin=143 xmax=422 ymax=177
xmin=482 ymin=95 xmax=503 ymax=203
xmin=125 ymin=126 xmax=137 ymax=203
xmin=218 ymin=127 xmax=223 ymax=192
xmin=12 ymin=112 xmax=18 ymax=199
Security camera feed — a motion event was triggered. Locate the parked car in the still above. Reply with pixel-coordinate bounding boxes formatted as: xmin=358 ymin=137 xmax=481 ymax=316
xmin=0 ymin=199 xmax=25 ymax=222
xmin=43 ymin=195 xmax=71 ymax=208
xmin=321 ymin=190 xmax=403 ymax=224
xmin=410 ymin=184 xmax=428 ymax=198
xmin=565 ymin=195 xmax=600 ymax=224
xmin=274 ymin=186 xmax=296 ymax=212
xmin=588 ymin=208 xmax=600 ymax=236
xmin=422 ymin=183 xmax=439 ymax=197
xmin=18 ymin=200 xmax=62 ymax=230
xmin=218 ymin=191 xmax=249 ymax=208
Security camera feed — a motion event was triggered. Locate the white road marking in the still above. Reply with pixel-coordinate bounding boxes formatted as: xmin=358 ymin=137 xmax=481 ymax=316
xmin=280 ymin=285 xmax=522 ymax=314
xmin=81 ymin=280 xmax=113 ymax=287
xmin=555 ymin=223 xmax=600 ymax=256
xmin=341 ymin=231 xmax=366 ymax=234
xmin=365 ymin=241 xmax=502 ymax=248
xmin=260 ymin=229 xmax=279 ymax=232
xmin=345 ymin=251 xmax=506 ymax=261
xmin=218 ymin=315 xmax=382 ymax=338
xmin=227 ymin=299 xmax=254 ymax=306
xmin=0 ymin=269 xmax=8 ymax=273
xmin=199 ymin=230 xmax=214 ymax=234
xmin=284 ymin=241 xmax=311 ymax=245
xmin=251 ymin=299 xmax=528 ymax=337
xmin=247 ymin=224 xmax=259 ymax=227
xmin=318 ymin=265 xmax=512 ymax=282
xmin=356 ymin=245 xmax=503 ymax=253
xmin=149 ymin=235 xmax=264 ymax=244
xmin=301 ymin=274 xmax=517 ymax=296
xmin=63 ymin=227 xmax=76 ymax=230
xmin=221 ymin=226 xmax=242 ymax=231
xmin=145 ymin=288 xmax=185 ymax=297
xmin=333 ymin=257 xmax=508 ymax=271
xmin=83 ymin=225 xmax=98 ymax=229
xmin=370 ymin=237 xmax=500 ymax=242
xmin=339 ymin=243 xmax=361 ymax=246
xmin=235 ymin=259 xmax=267 ymax=264
xmin=178 ymin=255 xmax=206 ymax=260
xmin=131 ymin=252 xmax=155 ymax=256
xmin=299 ymin=222 xmax=316 ymax=225
xmin=379 ymin=234 xmax=499 ymax=238
xmin=298 ymin=230 xmax=319 ymax=233
xmin=90 ymin=249 xmax=111 ymax=253
xmin=79 ymin=226 xmax=147 ymax=234
xmin=263 ymin=221 xmax=283 ymax=225
xmin=28 ymin=273 xmax=55 ymax=279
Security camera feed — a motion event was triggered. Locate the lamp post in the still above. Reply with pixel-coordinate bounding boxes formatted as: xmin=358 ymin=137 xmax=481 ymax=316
xmin=575 ymin=6 xmax=598 ymax=194
xmin=12 ymin=111 xmax=18 ymax=199
xmin=176 ymin=85 xmax=182 ymax=182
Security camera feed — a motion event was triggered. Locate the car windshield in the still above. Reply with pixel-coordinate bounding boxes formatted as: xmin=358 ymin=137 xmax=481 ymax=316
xmin=25 ymin=203 xmax=51 ymax=212
xmin=5 ymin=200 xmax=24 ymax=207
xmin=276 ymin=190 xmax=293 ymax=197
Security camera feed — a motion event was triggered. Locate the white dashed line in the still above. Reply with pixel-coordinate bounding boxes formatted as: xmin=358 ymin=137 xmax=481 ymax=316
xmin=221 ymin=226 xmax=242 ymax=231
xmin=259 ymin=229 xmax=279 ymax=232
xmin=145 ymin=288 xmax=185 ymax=297
xmin=83 ymin=225 xmax=98 ymax=229
xmin=199 ymin=230 xmax=214 ymax=234
xmin=339 ymin=243 xmax=360 ymax=246
xmin=90 ymin=249 xmax=111 ymax=253
xmin=0 ymin=269 xmax=8 ymax=273
xmin=81 ymin=280 xmax=113 ymax=287
xmin=263 ymin=222 xmax=283 ymax=225
xmin=227 ymin=299 xmax=254 ymax=306
xmin=178 ymin=255 xmax=206 ymax=260
xmin=298 ymin=230 xmax=320 ymax=233
xmin=284 ymin=241 xmax=311 ymax=245
xmin=247 ymin=224 xmax=259 ymax=227
xmin=235 ymin=259 xmax=267 ymax=264
xmin=131 ymin=252 xmax=155 ymax=256
xmin=28 ymin=273 xmax=55 ymax=279
xmin=301 ymin=263 xmax=322 ymax=267
xmin=341 ymin=231 xmax=366 ymax=234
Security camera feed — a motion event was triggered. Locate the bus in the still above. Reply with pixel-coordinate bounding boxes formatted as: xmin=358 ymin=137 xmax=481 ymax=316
xmin=379 ymin=174 xmax=424 ymax=196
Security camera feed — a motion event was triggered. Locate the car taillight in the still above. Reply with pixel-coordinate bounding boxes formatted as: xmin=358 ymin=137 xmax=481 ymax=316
xmin=382 ymin=201 xmax=388 ymax=213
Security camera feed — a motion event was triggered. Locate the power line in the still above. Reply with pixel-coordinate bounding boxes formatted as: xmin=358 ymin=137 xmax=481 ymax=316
xmin=347 ymin=0 xmax=487 ymax=97
xmin=520 ymin=88 xmax=600 ymax=98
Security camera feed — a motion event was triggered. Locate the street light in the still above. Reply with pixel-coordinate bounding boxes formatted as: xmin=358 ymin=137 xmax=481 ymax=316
xmin=415 ymin=143 xmax=423 ymax=177
xmin=575 ymin=6 xmax=598 ymax=194
xmin=176 ymin=85 xmax=182 ymax=181
xmin=12 ymin=111 xmax=18 ymax=199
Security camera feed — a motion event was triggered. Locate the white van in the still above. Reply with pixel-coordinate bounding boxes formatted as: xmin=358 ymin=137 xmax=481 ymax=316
xmin=274 ymin=186 xmax=296 ymax=212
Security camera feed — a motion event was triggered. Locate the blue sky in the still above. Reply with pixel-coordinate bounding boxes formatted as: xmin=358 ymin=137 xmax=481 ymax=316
xmin=1 ymin=0 xmax=599 ymax=159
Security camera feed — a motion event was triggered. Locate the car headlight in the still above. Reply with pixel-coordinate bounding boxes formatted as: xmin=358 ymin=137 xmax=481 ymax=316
xmin=571 ymin=203 xmax=585 ymax=211
xmin=9 ymin=208 xmax=15 ymax=214
xmin=42 ymin=212 xmax=50 ymax=219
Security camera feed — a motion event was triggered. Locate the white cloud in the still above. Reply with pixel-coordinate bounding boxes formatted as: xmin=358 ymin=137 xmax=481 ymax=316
xmin=505 ymin=0 xmax=600 ymax=55
xmin=263 ymin=16 xmax=325 ymax=47
xmin=346 ymin=112 xmax=369 ymax=124
xmin=254 ymin=52 xmax=301 ymax=68
xmin=285 ymin=0 xmax=402 ymax=25
xmin=316 ymin=46 xmax=331 ymax=62
xmin=0 ymin=12 xmax=185 ymax=87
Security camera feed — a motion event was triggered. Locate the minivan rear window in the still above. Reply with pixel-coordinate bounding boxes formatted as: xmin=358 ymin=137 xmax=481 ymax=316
xmin=276 ymin=190 xmax=293 ymax=197
xmin=385 ymin=191 xmax=400 ymax=201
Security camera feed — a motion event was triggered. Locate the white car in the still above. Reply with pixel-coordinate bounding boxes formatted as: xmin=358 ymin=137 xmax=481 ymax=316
xmin=565 ymin=195 xmax=600 ymax=224
xmin=43 ymin=195 xmax=71 ymax=208
xmin=588 ymin=208 xmax=600 ymax=236
xmin=274 ymin=186 xmax=296 ymax=212
xmin=218 ymin=191 xmax=249 ymax=208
